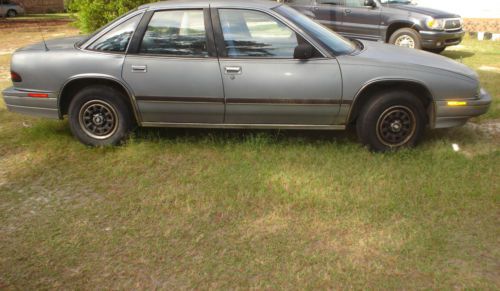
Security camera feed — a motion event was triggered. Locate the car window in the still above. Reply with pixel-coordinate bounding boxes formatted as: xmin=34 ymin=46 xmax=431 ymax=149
xmin=140 ymin=10 xmax=208 ymax=57
xmin=345 ymin=0 xmax=366 ymax=7
xmin=318 ymin=0 xmax=344 ymax=6
xmin=88 ymin=14 xmax=142 ymax=53
xmin=219 ymin=9 xmax=300 ymax=58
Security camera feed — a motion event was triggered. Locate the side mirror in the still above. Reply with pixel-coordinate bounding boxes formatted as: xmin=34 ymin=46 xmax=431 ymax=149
xmin=294 ymin=43 xmax=314 ymax=60
xmin=364 ymin=0 xmax=376 ymax=8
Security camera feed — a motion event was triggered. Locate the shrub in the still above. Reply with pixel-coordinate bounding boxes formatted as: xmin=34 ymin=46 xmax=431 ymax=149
xmin=67 ymin=0 xmax=160 ymax=32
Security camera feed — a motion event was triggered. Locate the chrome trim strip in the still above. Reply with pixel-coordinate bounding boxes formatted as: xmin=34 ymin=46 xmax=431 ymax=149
xmin=58 ymin=74 xmax=142 ymax=123
xmin=346 ymin=78 xmax=435 ymax=123
xmin=141 ymin=122 xmax=345 ymax=130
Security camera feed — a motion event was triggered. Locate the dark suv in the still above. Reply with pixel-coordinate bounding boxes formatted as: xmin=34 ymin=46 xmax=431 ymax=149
xmin=284 ymin=0 xmax=465 ymax=53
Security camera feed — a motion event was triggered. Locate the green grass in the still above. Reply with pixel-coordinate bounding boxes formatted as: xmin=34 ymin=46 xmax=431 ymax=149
xmin=5 ymin=13 xmax=72 ymax=21
xmin=0 ymin=36 xmax=499 ymax=289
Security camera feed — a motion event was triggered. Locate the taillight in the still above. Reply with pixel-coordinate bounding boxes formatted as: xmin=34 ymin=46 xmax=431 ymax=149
xmin=11 ymin=72 xmax=22 ymax=83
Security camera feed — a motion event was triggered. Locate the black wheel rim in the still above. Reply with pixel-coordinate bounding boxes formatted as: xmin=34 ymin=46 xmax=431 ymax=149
xmin=376 ymin=106 xmax=416 ymax=147
xmin=78 ymin=100 xmax=118 ymax=140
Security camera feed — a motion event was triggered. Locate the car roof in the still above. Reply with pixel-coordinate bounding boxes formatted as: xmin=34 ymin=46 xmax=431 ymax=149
xmin=139 ymin=0 xmax=281 ymax=10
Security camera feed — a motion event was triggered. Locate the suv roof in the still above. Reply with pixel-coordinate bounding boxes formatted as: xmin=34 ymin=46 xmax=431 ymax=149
xmin=139 ymin=0 xmax=281 ymax=10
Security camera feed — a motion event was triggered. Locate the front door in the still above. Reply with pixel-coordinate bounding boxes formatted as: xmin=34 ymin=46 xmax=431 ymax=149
xmin=341 ymin=0 xmax=382 ymax=40
xmin=214 ymin=9 xmax=343 ymax=125
xmin=123 ymin=9 xmax=225 ymax=124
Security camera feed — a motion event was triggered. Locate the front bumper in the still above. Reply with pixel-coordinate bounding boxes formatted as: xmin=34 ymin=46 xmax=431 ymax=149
xmin=420 ymin=30 xmax=465 ymax=49
xmin=434 ymin=88 xmax=492 ymax=129
xmin=1 ymin=87 xmax=59 ymax=119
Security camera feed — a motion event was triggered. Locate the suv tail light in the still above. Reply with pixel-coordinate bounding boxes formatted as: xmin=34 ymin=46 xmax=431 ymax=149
xmin=11 ymin=72 xmax=22 ymax=83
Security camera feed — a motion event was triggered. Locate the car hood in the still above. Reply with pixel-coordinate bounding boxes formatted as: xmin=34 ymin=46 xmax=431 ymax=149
xmin=17 ymin=36 xmax=87 ymax=52
xmin=382 ymin=4 xmax=460 ymax=18
xmin=357 ymin=40 xmax=477 ymax=80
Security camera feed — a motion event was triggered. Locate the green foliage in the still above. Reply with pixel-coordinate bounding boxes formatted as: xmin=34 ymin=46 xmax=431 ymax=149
xmin=67 ymin=0 xmax=160 ymax=32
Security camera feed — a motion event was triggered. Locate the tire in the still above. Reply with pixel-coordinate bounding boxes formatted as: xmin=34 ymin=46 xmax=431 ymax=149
xmin=389 ymin=28 xmax=422 ymax=50
xmin=7 ymin=10 xmax=17 ymax=17
xmin=68 ymin=86 xmax=132 ymax=147
xmin=426 ymin=47 xmax=446 ymax=54
xmin=356 ymin=90 xmax=426 ymax=152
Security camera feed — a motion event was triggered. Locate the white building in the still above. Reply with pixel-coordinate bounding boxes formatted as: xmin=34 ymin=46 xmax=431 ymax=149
xmin=416 ymin=0 xmax=500 ymax=18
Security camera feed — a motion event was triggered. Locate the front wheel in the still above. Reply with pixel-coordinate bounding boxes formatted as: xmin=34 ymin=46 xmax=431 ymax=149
xmin=356 ymin=91 xmax=426 ymax=152
xmin=68 ymin=86 xmax=132 ymax=146
xmin=389 ymin=28 xmax=422 ymax=50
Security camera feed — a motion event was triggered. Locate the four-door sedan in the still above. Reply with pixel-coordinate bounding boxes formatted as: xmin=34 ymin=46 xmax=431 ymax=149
xmin=1 ymin=0 xmax=491 ymax=151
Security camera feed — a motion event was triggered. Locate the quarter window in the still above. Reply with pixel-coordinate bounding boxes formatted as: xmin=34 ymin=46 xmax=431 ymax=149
xmin=140 ymin=10 xmax=208 ymax=57
xmin=218 ymin=9 xmax=300 ymax=58
xmin=88 ymin=14 xmax=142 ymax=53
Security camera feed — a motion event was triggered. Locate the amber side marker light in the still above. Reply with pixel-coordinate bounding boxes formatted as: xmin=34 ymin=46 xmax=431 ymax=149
xmin=28 ymin=93 xmax=49 ymax=98
xmin=447 ymin=101 xmax=468 ymax=106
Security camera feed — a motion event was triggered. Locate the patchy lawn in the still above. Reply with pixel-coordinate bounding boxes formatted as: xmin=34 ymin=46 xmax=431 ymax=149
xmin=0 ymin=24 xmax=499 ymax=289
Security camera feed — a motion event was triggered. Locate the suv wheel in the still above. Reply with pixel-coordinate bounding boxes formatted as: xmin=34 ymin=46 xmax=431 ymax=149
xmin=68 ymin=86 xmax=133 ymax=146
xmin=389 ymin=28 xmax=422 ymax=49
xmin=7 ymin=10 xmax=17 ymax=17
xmin=356 ymin=90 xmax=426 ymax=152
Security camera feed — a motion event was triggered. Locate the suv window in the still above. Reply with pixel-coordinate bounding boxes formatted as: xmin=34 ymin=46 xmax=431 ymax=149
xmin=140 ymin=10 xmax=208 ymax=57
xmin=88 ymin=14 xmax=142 ymax=53
xmin=219 ymin=9 xmax=300 ymax=58
xmin=345 ymin=0 xmax=366 ymax=7
xmin=285 ymin=0 xmax=313 ymax=4
xmin=318 ymin=0 xmax=344 ymax=5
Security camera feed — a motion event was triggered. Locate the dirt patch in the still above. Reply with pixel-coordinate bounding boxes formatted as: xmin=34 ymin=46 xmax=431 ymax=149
xmin=464 ymin=18 xmax=500 ymax=33
xmin=467 ymin=120 xmax=500 ymax=139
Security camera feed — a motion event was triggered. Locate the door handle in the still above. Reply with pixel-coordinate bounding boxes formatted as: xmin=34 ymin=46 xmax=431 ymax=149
xmin=131 ymin=65 xmax=147 ymax=73
xmin=224 ymin=66 xmax=242 ymax=75
xmin=344 ymin=8 xmax=352 ymax=15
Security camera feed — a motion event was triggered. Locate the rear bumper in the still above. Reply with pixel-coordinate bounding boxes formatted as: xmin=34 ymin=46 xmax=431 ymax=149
xmin=434 ymin=88 xmax=492 ymax=129
xmin=420 ymin=30 xmax=465 ymax=49
xmin=1 ymin=87 xmax=59 ymax=119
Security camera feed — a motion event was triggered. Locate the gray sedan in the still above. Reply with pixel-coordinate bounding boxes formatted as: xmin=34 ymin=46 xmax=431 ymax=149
xmin=0 ymin=0 xmax=25 ymax=17
xmin=1 ymin=0 xmax=491 ymax=151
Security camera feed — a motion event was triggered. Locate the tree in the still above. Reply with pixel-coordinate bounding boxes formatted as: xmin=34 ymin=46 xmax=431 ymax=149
xmin=68 ymin=0 xmax=160 ymax=32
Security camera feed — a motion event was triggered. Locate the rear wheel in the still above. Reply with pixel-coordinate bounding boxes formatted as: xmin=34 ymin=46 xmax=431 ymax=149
xmin=7 ymin=10 xmax=17 ymax=17
xmin=389 ymin=28 xmax=422 ymax=50
xmin=68 ymin=86 xmax=132 ymax=146
xmin=356 ymin=90 xmax=426 ymax=152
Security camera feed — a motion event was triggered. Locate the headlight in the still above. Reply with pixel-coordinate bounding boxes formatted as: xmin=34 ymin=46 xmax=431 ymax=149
xmin=426 ymin=17 xmax=445 ymax=30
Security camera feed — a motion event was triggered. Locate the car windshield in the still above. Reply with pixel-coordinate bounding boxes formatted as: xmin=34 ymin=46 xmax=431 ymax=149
xmin=274 ymin=5 xmax=357 ymax=55
xmin=77 ymin=9 xmax=139 ymax=47
xmin=379 ymin=0 xmax=413 ymax=4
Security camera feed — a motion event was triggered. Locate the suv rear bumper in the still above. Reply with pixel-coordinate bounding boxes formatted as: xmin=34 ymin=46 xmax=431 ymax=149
xmin=420 ymin=30 xmax=465 ymax=49
xmin=434 ymin=88 xmax=492 ymax=129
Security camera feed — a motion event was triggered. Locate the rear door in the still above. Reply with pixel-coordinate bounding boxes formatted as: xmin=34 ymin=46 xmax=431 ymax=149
xmin=311 ymin=0 xmax=345 ymax=33
xmin=213 ymin=8 xmax=343 ymax=125
xmin=341 ymin=0 xmax=382 ymax=40
xmin=122 ymin=9 xmax=225 ymax=124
